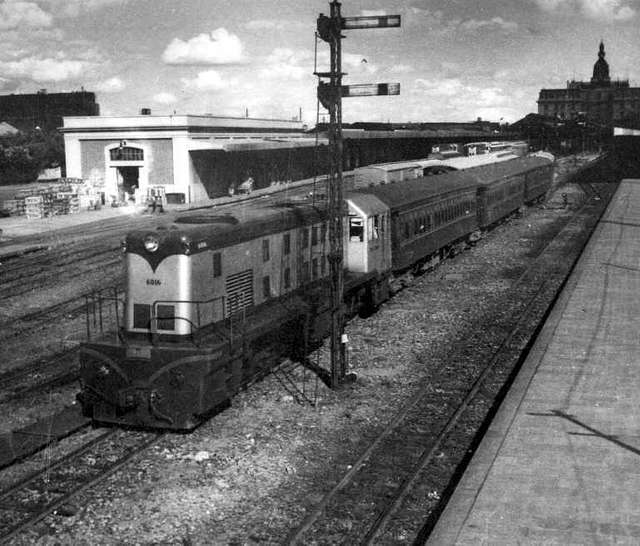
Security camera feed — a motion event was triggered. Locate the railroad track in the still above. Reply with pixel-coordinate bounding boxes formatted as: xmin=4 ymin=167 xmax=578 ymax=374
xmin=0 ymin=247 xmax=121 ymax=297
xmin=285 ymin=185 xmax=615 ymax=545
xmin=0 ymin=348 xmax=79 ymax=403
xmin=0 ymin=429 xmax=163 ymax=543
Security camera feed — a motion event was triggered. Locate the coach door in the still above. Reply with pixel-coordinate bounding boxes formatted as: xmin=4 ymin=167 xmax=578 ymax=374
xmin=345 ymin=194 xmax=391 ymax=274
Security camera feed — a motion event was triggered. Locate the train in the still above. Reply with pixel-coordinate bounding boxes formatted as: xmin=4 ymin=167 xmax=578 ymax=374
xmin=78 ymin=154 xmax=554 ymax=430
xmin=351 ymin=150 xmax=522 ymax=187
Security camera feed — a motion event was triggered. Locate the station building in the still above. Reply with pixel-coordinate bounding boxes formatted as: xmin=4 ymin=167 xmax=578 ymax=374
xmin=538 ymin=42 xmax=640 ymax=126
xmin=61 ymin=114 xmax=320 ymax=205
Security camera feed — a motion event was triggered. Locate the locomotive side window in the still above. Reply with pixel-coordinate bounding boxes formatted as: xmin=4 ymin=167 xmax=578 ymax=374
xmin=262 ymin=276 xmax=271 ymax=298
xmin=133 ymin=304 xmax=151 ymax=329
xmin=302 ymin=228 xmax=309 ymax=248
xmin=312 ymin=226 xmax=319 ymax=246
xmin=283 ymin=233 xmax=291 ymax=255
xmin=312 ymin=258 xmax=319 ymax=279
xmin=262 ymin=239 xmax=270 ymax=262
xmin=156 ymin=304 xmax=175 ymax=331
xmin=301 ymin=261 xmax=310 ymax=283
xmin=284 ymin=267 xmax=291 ymax=289
xmin=213 ymin=252 xmax=222 ymax=278
xmin=321 ymin=255 xmax=327 ymax=276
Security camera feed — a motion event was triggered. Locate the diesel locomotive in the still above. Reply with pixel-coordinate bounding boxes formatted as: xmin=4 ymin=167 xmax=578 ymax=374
xmin=78 ymin=155 xmax=554 ymax=430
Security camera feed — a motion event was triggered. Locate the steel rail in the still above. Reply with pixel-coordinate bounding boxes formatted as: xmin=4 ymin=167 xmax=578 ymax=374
xmin=0 ymin=430 xmax=164 ymax=543
xmin=285 ymin=192 xmax=602 ymax=545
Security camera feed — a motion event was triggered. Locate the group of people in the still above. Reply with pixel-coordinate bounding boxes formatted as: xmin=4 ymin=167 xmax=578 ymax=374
xmin=229 ymin=174 xmax=255 ymax=197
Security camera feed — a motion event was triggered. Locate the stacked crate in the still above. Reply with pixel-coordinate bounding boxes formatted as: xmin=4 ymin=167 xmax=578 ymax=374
xmin=69 ymin=196 xmax=80 ymax=214
xmin=24 ymin=195 xmax=44 ymax=219
xmin=1 ymin=199 xmax=25 ymax=216
xmin=53 ymin=191 xmax=79 ymax=215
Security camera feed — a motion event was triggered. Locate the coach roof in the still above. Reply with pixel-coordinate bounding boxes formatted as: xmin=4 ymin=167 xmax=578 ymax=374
xmin=353 ymin=170 xmax=478 ymax=212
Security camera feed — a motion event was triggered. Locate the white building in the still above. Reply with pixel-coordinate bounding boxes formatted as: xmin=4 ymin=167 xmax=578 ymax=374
xmin=61 ymin=114 xmax=312 ymax=205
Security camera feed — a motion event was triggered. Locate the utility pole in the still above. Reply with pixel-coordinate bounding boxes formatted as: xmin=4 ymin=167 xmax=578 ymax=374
xmin=315 ymin=2 xmax=400 ymax=387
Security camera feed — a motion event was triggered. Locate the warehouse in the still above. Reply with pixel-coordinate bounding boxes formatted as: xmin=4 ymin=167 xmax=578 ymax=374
xmin=61 ymin=114 xmax=317 ymax=205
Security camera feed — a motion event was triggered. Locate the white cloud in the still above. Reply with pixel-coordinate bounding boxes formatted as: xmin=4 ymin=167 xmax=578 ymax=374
xmin=412 ymin=77 xmax=512 ymax=120
xmin=579 ymin=0 xmax=636 ymax=20
xmin=534 ymin=0 xmax=636 ymax=20
xmin=42 ymin=0 xmax=123 ymax=17
xmin=389 ymin=64 xmax=414 ymax=74
xmin=96 ymin=76 xmax=125 ymax=92
xmin=534 ymin=0 xmax=567 ymax=11
xmin=153 ymin=92 xmax=177 ymax=104
xmin=162 ymin=28 xmax=245 ymax=65
xmin=259 ymin=48 xmax=311 ymax=80
xmin=181 ymin=70 xmax=233 ymax=91
xmin=243 ymin=19 xmax=283 ymax=30
xmin=0 ymin=1 xmax=53 ymax=30
xmin=461 ymin=17 xmax=518 ymax=32
xmin=0 ymin=56 xmax=86 ymax=81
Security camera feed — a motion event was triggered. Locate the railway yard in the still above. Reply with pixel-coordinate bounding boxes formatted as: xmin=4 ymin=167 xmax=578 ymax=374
xmin=0 ymin=154 xmax=620 ymax=543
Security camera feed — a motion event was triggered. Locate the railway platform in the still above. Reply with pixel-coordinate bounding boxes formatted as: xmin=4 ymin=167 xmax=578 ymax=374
xmin=428 ymin=179 xmax=640 ymax=544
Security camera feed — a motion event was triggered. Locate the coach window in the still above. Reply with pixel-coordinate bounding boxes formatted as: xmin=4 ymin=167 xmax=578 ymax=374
xmin=312 ymin=226 xmax=319 ymax=246
xmin=283 ymin=233 xmax=291 ymax=255
xmin=262 ymin=276 xmax=271 ymax=298
xmin=302 ymin=261 xmax=310 ymax=283
xmin=302 ymin=228 xmax=309 ymax=248
xmin=312 ymin=258 xmax=319 ymax=279
xmin=284 ymin=267 xmax=291 ymax=289
xmin=263 ymin=239 xmax=270 ymax=262
xmin=320 ymin=222 xmax=327 ymax=242
xmin=404 ymin=220 xmax=410 ymax=239
xmin=349 ymin=216 xmax=364 ymax=242
xmin=213 ymin=252 xmax=222 ymax=278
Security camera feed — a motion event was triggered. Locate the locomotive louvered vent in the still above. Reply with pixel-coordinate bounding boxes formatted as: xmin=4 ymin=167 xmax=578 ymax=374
xmin=175 ymin=214 xmax=239 ymax=224
xmin=225 ymin=269 xmax=254 ymax=316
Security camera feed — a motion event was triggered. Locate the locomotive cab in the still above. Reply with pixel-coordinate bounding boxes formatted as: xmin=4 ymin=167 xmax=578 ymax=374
xmin=345 ymin=194 xmax=391 ymax=274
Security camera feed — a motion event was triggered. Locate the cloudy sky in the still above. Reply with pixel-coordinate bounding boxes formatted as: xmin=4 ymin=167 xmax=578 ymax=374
xmin=1 ymin=0 xmax=639 ymax=124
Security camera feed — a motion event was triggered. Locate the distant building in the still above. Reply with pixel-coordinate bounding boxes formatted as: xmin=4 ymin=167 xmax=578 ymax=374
xmin=0 ymin=89 xmax=99 ymax=132
xmin=537 ymin=42 xmax=640 ymax=126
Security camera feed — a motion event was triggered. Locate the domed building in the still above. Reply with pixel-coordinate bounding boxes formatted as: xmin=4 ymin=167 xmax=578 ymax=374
xmin=537 ymin=42 xmax=640 ymax=126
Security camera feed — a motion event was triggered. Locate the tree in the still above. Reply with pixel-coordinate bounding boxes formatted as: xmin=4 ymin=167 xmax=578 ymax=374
xmin=0 ymin=130 xmax=65 ymax=185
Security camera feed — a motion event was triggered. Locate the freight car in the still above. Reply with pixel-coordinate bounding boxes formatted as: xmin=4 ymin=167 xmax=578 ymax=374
xmin=78 ymin=155 xmax=554 ymax=430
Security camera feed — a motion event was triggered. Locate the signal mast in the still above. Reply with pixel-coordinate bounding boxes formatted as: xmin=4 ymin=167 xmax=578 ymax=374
xmin=315 ymin=2 xmax=400 ymax=386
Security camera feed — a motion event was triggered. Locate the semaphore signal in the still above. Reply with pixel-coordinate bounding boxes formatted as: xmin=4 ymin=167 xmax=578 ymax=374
xmin=315 ymin=1 xmax=401 ymax=387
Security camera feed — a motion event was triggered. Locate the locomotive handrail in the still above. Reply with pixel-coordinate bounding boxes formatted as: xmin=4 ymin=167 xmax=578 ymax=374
xmin=84 ymin=287 xmax=125 ymax=342
xmin=150 ymin=296 xmax=226 ymax=345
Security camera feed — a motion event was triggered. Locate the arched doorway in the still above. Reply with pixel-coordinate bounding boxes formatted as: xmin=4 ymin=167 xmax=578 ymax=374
xmin=105 ymin=143 xmax=148 ymax=204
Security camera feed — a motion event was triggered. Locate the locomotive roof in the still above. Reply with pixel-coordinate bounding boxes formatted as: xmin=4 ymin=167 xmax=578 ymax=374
xmin=468 ymin=155 xmax=553 ymax=184
xmin=352 ymin=170 xmax=478 ymax=212
xmin=126 ymin=199 xmax=327 ymax=257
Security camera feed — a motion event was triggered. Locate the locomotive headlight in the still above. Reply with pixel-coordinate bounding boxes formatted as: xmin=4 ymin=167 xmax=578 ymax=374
xmin=180 ymin=235 xmax=191 ymax=255
xmin=143 ymin=234 xmax=160 ymax=253
xmin=120 ymin=240 xmax=128 ymax=253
